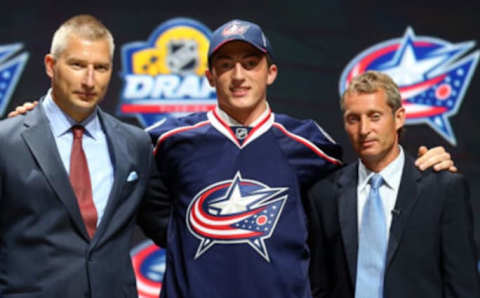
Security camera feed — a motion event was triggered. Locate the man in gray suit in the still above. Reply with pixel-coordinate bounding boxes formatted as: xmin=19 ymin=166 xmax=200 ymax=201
xmin=0 ymin=15 xmax=160 ymax=297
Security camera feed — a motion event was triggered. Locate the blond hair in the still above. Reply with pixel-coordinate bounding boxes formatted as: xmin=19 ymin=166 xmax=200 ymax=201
xmin=341 ymin=70 xmax=402 ymax=113
xmin=50 ymin=14 xmax=114 ymax=59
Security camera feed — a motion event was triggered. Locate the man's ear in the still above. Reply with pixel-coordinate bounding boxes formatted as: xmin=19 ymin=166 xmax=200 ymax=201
xmin=45 ymin=54 xmax=55 ymax=79
xmin=395 ymin=106 xmax=406 ymax=131
xmin=205 ymin=69 xmax=215 ymax=87
xmin=267 ymin=64 xmax=278 ymax=86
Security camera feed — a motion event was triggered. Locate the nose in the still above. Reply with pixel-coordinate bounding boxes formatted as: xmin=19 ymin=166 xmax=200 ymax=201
xmin=82 ymin=65 xmax=95 ymax=89
xmin=359 ymin=117 xmax=371 ymax=136
xmin=231 ymin=62 xmax=245 ymax=81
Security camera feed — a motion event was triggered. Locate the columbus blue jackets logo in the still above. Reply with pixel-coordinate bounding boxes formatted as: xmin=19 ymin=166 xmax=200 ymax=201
xmin=222 ymin=22 xmax=249 ymax=36
xmin=339 ymin=28 xmax=479 ymax=145
xmin=187 ymin=172 xmax=288 ymax=262
xmin=131 ymin=240 xmax=165 ymax=298
xmin=0 ymin=43 xmax=29 ymax=117
xmin=118 ymin=18 xmax=216 ymax=127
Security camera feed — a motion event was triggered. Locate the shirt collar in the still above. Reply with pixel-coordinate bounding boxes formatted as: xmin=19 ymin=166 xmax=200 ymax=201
xmin=214 ymin=102 xmax=270 ymax=127
xmin=358 ymin=145 xmax=405 ymax=192
xmin=42 ymin=89 xmax=101 ymax=139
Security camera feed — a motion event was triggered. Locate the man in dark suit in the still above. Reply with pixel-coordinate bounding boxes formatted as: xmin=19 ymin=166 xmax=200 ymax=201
xmin=308 ymin=70 xmax=480 ymax=298
xmin=0 ymin=15 xmax=159 ymax=297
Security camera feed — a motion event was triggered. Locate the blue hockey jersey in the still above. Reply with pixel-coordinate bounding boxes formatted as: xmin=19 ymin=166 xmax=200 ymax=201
xmin=147 ymin=107 xmax=342 ymax=298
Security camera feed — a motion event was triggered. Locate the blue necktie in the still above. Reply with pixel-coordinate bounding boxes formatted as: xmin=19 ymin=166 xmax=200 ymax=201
xmin=355 ymin=174 xmax=387 ymax=298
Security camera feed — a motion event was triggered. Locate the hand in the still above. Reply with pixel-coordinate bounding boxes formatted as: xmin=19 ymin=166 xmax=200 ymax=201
xmin=415 ymin=145 xmax=457 ymax=173
xmin=7 ymin=101 xmax=38 ymax=118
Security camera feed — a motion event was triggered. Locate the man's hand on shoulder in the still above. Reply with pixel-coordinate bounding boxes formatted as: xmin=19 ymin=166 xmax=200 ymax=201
xmin=7 ymin=101 xmax=38 ymax=118
xmin=415 ymin=145 xmax=457 ymax=173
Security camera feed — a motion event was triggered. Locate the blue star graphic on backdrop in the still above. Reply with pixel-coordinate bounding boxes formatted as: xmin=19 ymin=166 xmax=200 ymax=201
xmin=0 ymin=43 xmax=29 ymax=117
xmin=339 ymin=27 xmax=479 ymax=145
xmin=378 ymin=28 xmax=479 ymax=145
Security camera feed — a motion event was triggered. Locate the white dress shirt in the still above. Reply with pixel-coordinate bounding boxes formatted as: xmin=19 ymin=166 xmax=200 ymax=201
xmin=357 ymin=146 xmax=405 ymax=240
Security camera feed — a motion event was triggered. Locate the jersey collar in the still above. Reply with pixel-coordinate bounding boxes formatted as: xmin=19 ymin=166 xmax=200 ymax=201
xmin=208 ymin=103 xmax=274 ymax=148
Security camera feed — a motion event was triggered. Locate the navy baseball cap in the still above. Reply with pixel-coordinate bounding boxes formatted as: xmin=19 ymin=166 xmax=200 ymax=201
xmin=208 ymin=19 xmax=273 ymax=61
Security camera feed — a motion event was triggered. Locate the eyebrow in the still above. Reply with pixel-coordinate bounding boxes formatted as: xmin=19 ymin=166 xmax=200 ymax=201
xmin=66 ymin=57 xmax=111 ymax=65
xmin=214 ymin=52 xmax=263 ymax=61
xmin=345 ymin=109 xmax=384 ymax=116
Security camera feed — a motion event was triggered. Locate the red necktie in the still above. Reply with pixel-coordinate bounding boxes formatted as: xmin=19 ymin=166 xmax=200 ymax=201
xmin=69 ymin=125 xmax=97 ymax=238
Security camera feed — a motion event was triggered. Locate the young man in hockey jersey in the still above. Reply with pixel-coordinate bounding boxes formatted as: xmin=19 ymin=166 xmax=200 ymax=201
xmin=141 ymin=19 xmax=455 ymax=298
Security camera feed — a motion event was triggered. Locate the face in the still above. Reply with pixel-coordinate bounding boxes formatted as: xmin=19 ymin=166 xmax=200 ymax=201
xmin=343 ymin=90 xmax=405 ymax=171
xmin=206 ymin=41 xmax=277 ymax=125
xmin=45 ymin=34 xmax=112 ymax=122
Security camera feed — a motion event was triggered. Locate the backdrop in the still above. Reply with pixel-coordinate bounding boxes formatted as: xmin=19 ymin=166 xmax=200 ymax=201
xmin=1 ymin=0 xmax=479 ymax=296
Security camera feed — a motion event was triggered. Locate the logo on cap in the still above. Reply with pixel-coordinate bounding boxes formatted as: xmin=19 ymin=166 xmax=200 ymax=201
xmin=222 ymin=22 xmax=249 ymax=37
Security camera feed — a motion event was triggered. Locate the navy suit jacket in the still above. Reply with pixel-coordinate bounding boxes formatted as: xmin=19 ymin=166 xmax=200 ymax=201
xmin=0 ymin=104 xmax=158 ymax=297
xmin=307 ymin=155 xmax=480 ymax=298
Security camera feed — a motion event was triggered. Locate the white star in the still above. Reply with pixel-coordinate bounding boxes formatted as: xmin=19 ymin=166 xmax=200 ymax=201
xmin=209 ymin=182 xmax=267 ymax=215
xmin=382 ymin=44 xmax=445 ymax=86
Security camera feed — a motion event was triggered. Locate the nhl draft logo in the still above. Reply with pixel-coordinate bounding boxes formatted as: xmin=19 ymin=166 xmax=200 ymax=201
xmin=0 ymin=43 xmax=29 ymax=117
xmin=187 ymin=172 xmax=288 ymax=262
xmin=131 ymin=240 xmax=166 ymax=298
xmin=339 ymin=28 xmax=479 ymax=145
xmin=118 ymin=18 xmax=216 ymax=127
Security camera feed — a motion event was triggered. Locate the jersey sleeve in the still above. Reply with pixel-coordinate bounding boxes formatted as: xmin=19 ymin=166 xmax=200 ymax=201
xmin=273 ymin=115 xmax=343 ymax=189
xmin=141 ymin=113 xmax=210 ymax=247
xmin=140 ymin=116 xmax=184 ymax=247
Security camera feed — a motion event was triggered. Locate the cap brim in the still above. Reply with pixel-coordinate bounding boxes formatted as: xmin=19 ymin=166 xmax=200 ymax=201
xmin=208 ymin=37 xmax=268 ymax=59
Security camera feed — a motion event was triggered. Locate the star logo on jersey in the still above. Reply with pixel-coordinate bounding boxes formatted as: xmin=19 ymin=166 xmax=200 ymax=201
xmin=0 ymin=43 xmax=29 ymax=117
xmin=339 ymin=27 xmax=479 ymax=145
xmin=186 ymin=172 xmax=288 ymax=262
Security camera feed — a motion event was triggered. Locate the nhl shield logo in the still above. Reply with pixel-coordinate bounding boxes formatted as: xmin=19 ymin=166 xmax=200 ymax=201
xmin=186 ymin=172 xmax=288 ymax=262
xmin=166 ymin=39 xmax=199 ymax=75
xmin=339 ymin=28 xmax=479 ymax=145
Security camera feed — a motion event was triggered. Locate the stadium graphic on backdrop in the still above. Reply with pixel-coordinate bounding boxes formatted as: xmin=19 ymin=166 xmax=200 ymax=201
xmin=339 ymin=28 xmax=479 ymax=146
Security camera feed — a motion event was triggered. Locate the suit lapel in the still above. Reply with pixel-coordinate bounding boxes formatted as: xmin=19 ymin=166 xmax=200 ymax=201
xmin=385 ymin=155 xmax=421 ymax=268
xmin=337 ymin=162 xmax=360 ymax=284
xmin=21 ymin=106 xmax=90 ymax=240
xmin=91 ymin=110 xmax=134 ymax=246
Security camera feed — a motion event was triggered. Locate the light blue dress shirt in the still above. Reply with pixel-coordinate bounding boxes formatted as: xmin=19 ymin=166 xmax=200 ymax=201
xmin=357 ymin=146 xmax=405 ymax=240
xmin=42 ymin=90 xmax=114 ymax=226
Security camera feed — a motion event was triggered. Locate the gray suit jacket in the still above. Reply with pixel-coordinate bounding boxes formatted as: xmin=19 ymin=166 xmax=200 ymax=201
xmin=0 ymin=104 xmax=157 ymax=297
xmin=308 ymin=155 xmax=480 ymax=298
